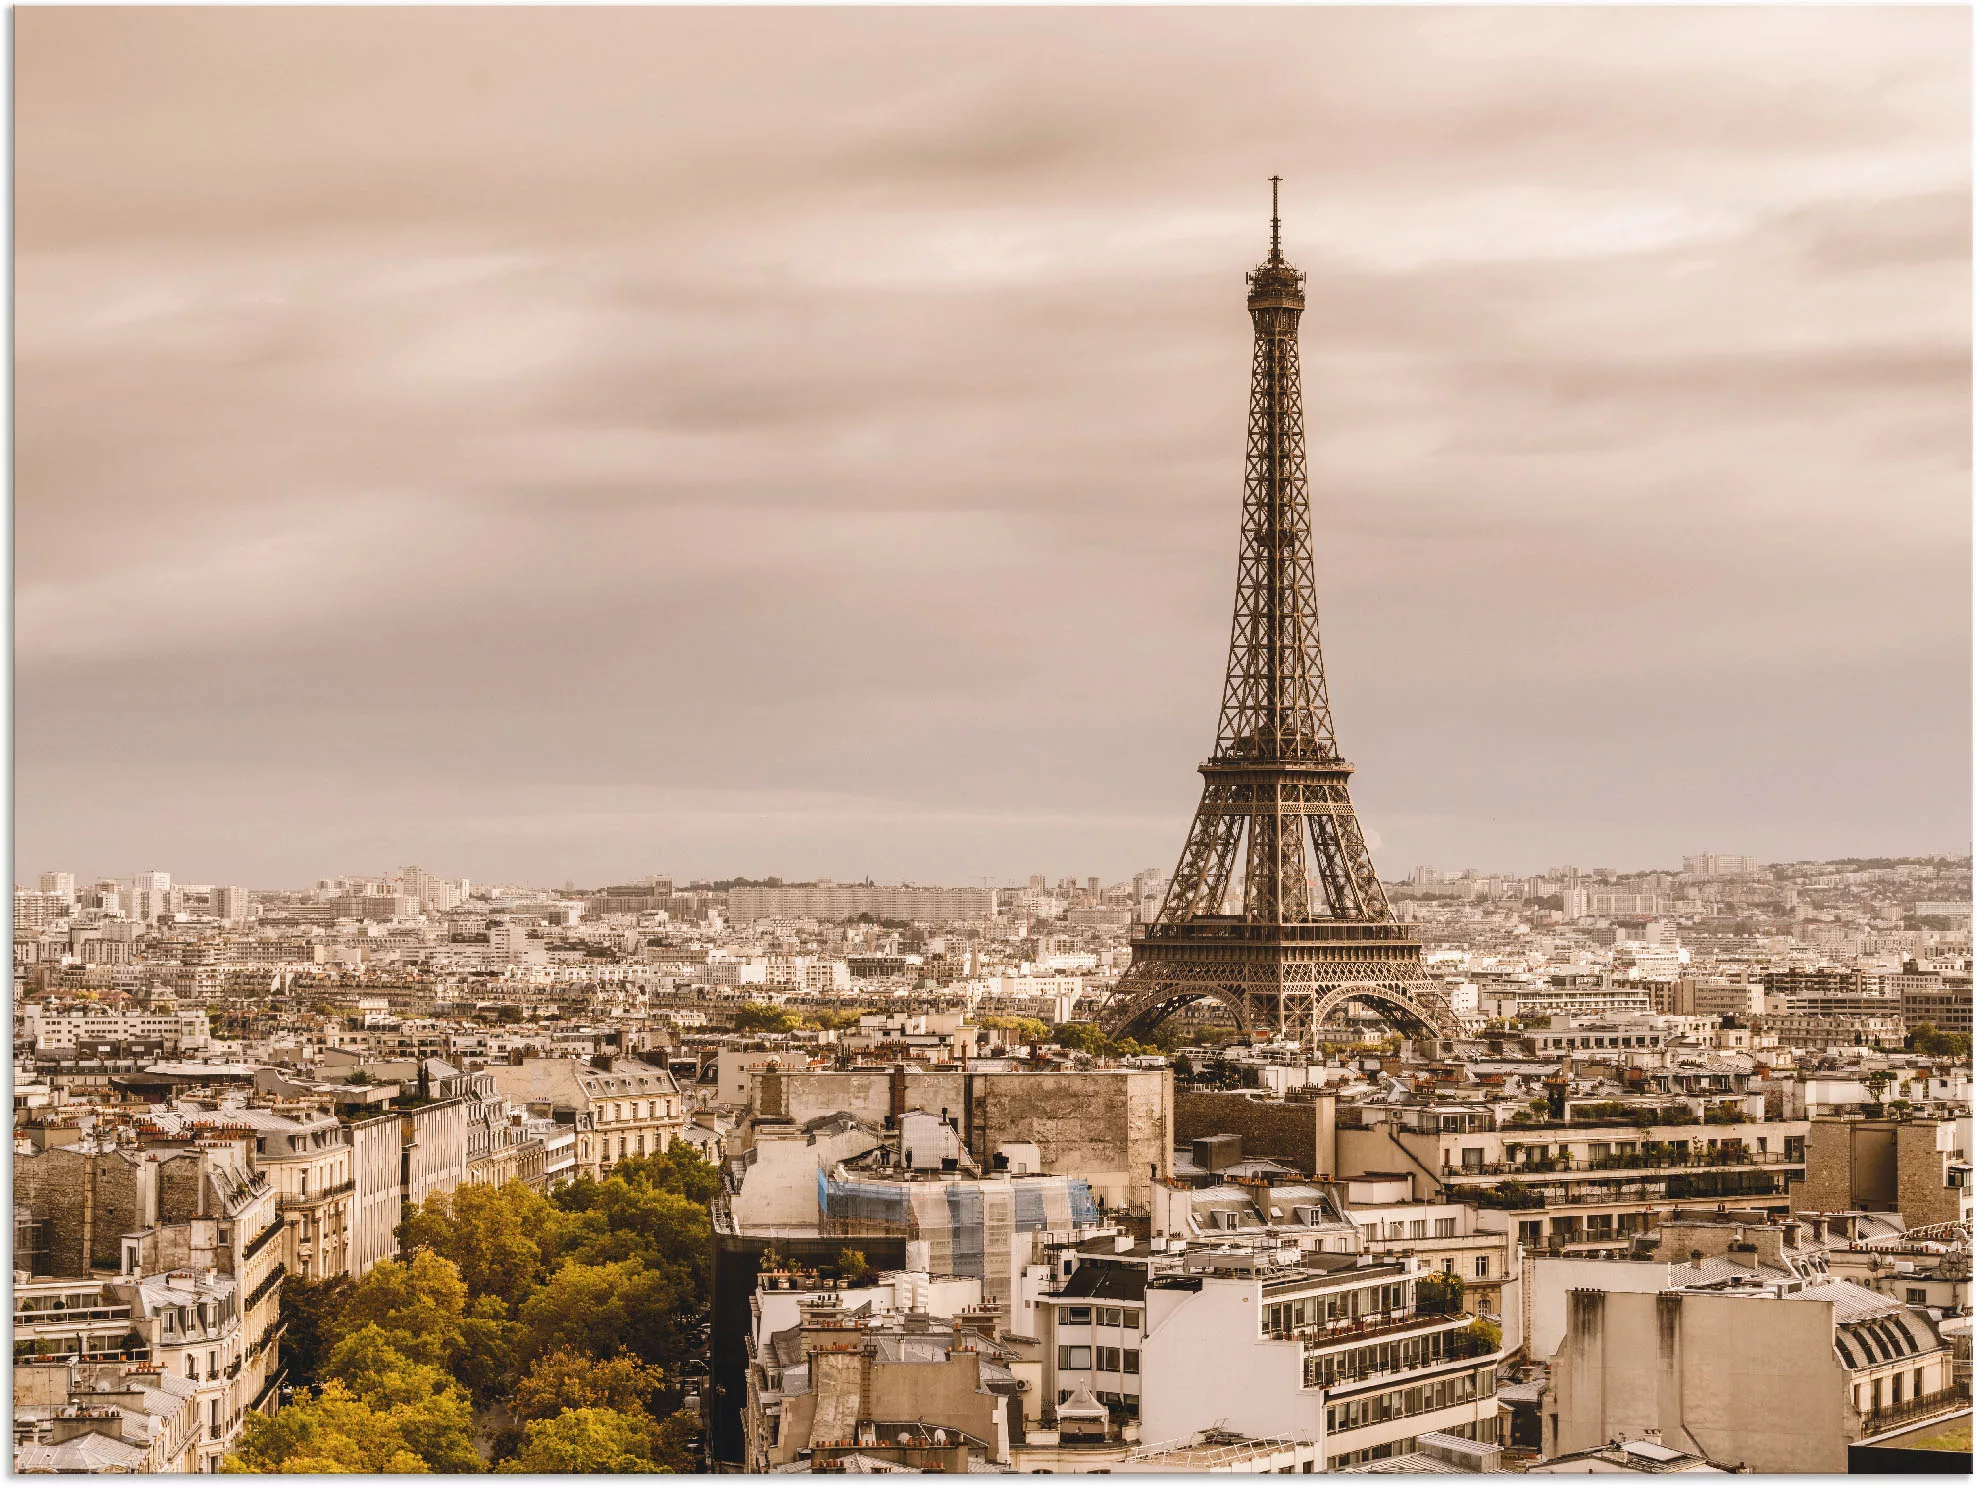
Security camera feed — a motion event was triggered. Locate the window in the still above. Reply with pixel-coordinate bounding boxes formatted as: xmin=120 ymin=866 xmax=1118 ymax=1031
xmin=1123 ymin=1350 xmax=1140 ymax=1375
xmin=1096 ymin=1347 xmax=1121 ymax=1372
xmin=1408 ymin=1221 xmax=1426 ymax=1240
xmin=1098 ymin=1307 xmax=1122 ymax=1327
xmin=1434 ymin=1218 xmax=1456 ymax=1239
xmin=1460 ymin=1148 xmax=1484 ymax=1171
xmin=1066 ymin=1306 xmax=1092 ymax=1325
xmin=1906 ymin=1288 xmax=1927 ymax=1304
xmin=1475 ymin=1257 xmax=1489 ymax=1279
xmin=186 ymin=1356 xmax=196 ymax=1378
xmin=1058 ymin=1346 xmax=1092 ymax=1370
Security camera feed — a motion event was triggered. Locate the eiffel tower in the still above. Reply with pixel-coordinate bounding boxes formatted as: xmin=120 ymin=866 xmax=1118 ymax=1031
xmin=1101 ymin=181 xmax=1458 ymax=1048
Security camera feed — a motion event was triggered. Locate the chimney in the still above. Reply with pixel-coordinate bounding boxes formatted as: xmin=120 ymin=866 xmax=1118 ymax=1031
xmin=49 ymin=1407 xmax=125 ymax=1446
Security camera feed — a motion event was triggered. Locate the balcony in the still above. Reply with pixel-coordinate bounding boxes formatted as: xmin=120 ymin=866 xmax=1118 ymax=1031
xmin=1445 ymin=1152 xmax=1801 ymax=1181
xmin=241 ymin=1219 xmax=284 ymax=1263
xmin=1269 ymin=1307 xmax=1472 ymax=1351
xmin=1860 ymin=1385 xmax=1971 ymax=1437
xmin=1470 ymin=1168 xmax=1792 ymax=1211
xmin=277 ymin=1179 xmax=355 ymax=1211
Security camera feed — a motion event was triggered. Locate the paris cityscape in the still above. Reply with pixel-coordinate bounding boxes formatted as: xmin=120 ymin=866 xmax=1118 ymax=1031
xmin=14 ymin=7 xmax=1971 ymax=1481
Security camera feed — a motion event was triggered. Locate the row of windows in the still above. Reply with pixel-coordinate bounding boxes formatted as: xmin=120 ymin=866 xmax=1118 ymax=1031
xmin=1058 ymin=1345 xmax=1140 ymax=1374
xmin=1325 ymin=1366 xmax=1495 ymax=1433
xmin=1264 ymin=1282 xmax=1407 ymax=1336
xmin=1060 ymin=1305 xmax=1142 ymax=1329
xmin=601 ymin=1099 xmax=673 ymax=1123
xmin=1855 ymin=1369 xmax=1930 ymax=1415
xmin=1304 ymin=1327 xmax=1463 ymax=1389
xmin=1363 ymin=1219 xmax=1460 ymax=1242
xmin=1327 ymin=1415 xmax=1498 ymax=1468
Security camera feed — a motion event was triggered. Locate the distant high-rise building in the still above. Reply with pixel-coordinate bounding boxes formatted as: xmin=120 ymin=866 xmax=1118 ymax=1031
xmin=216 ymin=885 xmax=251 ymax=924
xmin=37 ymin=871 xmax=74 ymax=903
xmin=1411 ymin=866 xmax=1439 ymax=886
xmin=13 ymin=890 xmax=68 ymax=929
xmin=1683 ymin=853 xmax=1761 ymax=878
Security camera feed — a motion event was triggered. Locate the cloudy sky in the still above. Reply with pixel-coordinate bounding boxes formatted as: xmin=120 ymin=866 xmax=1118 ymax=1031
xmin=15 ymin=7 xmax=1970 ymax=891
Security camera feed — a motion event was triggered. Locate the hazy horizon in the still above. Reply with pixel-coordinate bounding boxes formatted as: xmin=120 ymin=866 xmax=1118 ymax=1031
xmin=16 ymin=8 xmax=1971 ymax=890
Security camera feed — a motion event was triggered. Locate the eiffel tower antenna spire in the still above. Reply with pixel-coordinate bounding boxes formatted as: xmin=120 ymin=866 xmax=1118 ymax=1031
xmin=1100 ymin=188 xmax=1458 ymax=1050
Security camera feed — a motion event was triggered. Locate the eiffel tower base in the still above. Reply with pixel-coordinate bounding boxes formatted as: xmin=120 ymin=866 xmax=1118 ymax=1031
xmin=1100 ymin=940 xmax=1462 ymax=1047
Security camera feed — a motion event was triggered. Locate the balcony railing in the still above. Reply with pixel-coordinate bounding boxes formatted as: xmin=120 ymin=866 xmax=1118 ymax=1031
xmin=277 ymin=1180 xmax=355 ymax=1210
xmin=1268 ymin=1307 xmax=1470 ymax=1349
xmin=1860 ymin=1385 xmax=1970 ymax=1437
xmin=244 ymin=1263 xmax=286 ymax=1313
xmin=241 ymin=1219 xmax=285 ymax=1263
xmin=1445 ymin=1152 xmax=1801 ymax=1180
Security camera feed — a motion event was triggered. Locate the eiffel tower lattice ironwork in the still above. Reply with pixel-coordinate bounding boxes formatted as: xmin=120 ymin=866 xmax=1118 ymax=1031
xmin=1101 ymin=181 xmax=1459 ymax=1048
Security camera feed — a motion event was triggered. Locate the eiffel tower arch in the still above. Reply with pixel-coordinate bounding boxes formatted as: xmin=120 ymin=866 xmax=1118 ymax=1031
xmin=1099 ymin=181 xmax=1459 ymax=1049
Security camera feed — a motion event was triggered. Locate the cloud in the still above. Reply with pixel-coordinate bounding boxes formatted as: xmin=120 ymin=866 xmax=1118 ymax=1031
xmin=13 ymin=7 xmax=1969 ymax=886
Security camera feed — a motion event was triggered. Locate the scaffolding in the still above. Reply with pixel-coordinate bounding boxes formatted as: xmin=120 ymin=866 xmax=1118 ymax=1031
xmin=820 ymin=1173 xmax=1098 ymax=1299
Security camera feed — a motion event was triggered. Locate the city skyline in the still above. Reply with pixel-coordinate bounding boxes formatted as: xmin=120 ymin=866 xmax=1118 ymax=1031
xmin=17 ymin=8 xmax=1971 ymax=888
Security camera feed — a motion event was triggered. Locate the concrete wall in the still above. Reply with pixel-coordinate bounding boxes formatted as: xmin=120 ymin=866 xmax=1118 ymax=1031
xmin=1545 ymin=1288 xmax=1854 ymax=1474
xmin=15 ymin=1149 xmax=157 ymax=1275
xmin=1139 ymin=1275 xmax=1321 ymax=1445
xmin=348 ymin=1113 xmax=403 ymax=1279
xmin=1175 ymin=1092 xmax=1332 ymax=1176
xmin=403 ymin=1099 xmax=469 ymax=1209
xmin=1897 ymin=1121 xmax=1960 ymax=1227
xmin=731 ymin=1124 xmax=886 ymax=1228
xmin=972 ymin=1070 xmax=1171 ymax=1209
xmin=1527 ymin=1258 xmax=1676 ymax=1361
xmin=1792 ymin=1116 xmax=1961 ymax=1226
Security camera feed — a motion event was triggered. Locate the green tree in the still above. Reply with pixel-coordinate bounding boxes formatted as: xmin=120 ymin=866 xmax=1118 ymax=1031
xmin=1461 ymin=1317 xmax=1503 ymax=1356
xmin=1908 ymin=1022 xmax=1971 ymax=1060
xmin=1416 ymin=1272 xmax=1465 ymax=1315
xmin=512 ymin=1349 xmax=667 ymax=1424
xmin=226 ymin=1360 xmax=480 ymax=1475
xmin=982 ymin=1016 xmax=1050 ymax=1045
xmin=278 ymin=1273 xmax=354 ymax=1388
xmin=730 ymin=1001 xmax=800 ymax=1033
xmin=830 ymin=1248 xmax=874 ymax=1285
xmin=1053 ymin=1022 xmax=1111 ymax=1056
xmin=499 ymin=1407 xmax=665 ymax=1473
xmin=516 ymin=1258 xmax=695 ymax=1369
xmin=803 ymin=1006 xmax=870 ymax=1032
xmin=650 ymin=1409 xmax=701 ymax=1473
xmin=399 ymin=1181 xmax=556 ymax=1307
xmin=328 ymin=1249 xmax=468 ymax=1368
xmin=607 ymin=1143 xmax=724 ymax=1207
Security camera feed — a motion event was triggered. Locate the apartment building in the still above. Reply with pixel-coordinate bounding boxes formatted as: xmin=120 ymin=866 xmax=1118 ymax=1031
xmin=1542 ymin=1278 xmax=1961 ymax=1472
xmin=1137 ymin=1247 xmax=1502 ymax=1470
xmin=1340 ymin=1096 xmax=1810 ymax=1253
xmin=489 ymin=1053 xmax=686 ymax=1182
xmin=13 ymin=1359 xmax=203 ymax=1474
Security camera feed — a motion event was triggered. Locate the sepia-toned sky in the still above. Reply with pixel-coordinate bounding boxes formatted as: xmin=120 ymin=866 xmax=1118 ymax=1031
xmin=15 ymin=7 xmax=1972 ymax=890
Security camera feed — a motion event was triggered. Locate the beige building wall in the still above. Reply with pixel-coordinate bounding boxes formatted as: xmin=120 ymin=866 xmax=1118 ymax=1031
xmin=1544 ymin=1289 xmax=1854 ymax=1473
xmin=347 ymin=1112 xmax=403 ymax=1279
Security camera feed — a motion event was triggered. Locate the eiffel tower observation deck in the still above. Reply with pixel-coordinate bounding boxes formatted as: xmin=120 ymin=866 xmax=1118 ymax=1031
xmin=1101 ymin=181 xmax=1459 ymax=1049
